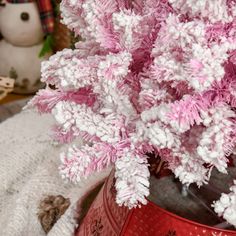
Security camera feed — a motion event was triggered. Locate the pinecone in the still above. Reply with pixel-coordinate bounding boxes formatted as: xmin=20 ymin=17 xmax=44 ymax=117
xmin=37 ymin=195 xmax=70 ymax=234
xmin=52 ymin=0 xmax=74 ymax=52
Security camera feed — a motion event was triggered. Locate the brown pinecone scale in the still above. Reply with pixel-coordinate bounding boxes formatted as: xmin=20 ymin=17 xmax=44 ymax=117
xmin=37 ymin=195 xmax=71 ymax=234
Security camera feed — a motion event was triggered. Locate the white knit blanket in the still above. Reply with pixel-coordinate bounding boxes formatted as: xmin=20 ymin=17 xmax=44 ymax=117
xmin=0 ymin=110 xmax=110 ymax=236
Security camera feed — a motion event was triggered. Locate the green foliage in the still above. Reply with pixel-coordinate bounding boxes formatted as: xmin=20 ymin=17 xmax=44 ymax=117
xmin=39 ymin=35 xmax=54 ymax=58
xmin=51 ymin=0 xmax=60 ymax=17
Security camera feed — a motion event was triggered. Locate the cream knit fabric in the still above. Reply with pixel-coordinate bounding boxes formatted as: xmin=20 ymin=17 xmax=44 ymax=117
xmin=0 ymin=110 xmax=110 ymax=236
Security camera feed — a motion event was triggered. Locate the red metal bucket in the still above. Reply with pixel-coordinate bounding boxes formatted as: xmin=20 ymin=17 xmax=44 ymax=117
xmin=76 ymin=171 xmax=236 ymax=236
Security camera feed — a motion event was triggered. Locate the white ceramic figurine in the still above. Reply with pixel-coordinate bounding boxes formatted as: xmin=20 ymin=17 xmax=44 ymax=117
xmin=0 ymin=0 xmax=52 ymax=94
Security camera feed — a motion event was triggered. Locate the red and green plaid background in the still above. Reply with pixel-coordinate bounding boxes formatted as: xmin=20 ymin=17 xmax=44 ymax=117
xmin=6 ymin=0 xmax=54 ymax=34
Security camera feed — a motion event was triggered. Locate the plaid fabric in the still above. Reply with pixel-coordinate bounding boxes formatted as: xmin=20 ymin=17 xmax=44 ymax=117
xmin=36 ymin=0 xmax=54 ymax=34
xmin=6 ymin=0 xmax=34 ymax=2
xmin=6 ymin=0 xmax=54 ymax=34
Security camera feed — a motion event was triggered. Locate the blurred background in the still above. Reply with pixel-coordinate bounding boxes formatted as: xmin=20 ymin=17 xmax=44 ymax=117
xmin=0 ymin=0 xmax=78 ymax=121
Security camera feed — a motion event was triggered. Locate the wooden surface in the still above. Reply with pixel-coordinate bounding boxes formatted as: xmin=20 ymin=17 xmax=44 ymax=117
xmin=0 ymin=97 xmax=30 ymax=122
xmin=0 ymin=93 xmax=30 ymax=105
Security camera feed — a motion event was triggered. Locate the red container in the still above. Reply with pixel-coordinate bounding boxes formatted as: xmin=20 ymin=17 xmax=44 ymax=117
xmin=76 ymin=171 xmax=236 ymax=236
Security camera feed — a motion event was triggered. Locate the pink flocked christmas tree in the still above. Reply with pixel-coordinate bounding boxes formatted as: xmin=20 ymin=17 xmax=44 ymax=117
xmin=29 ymin=0 xmax=236 ymax=227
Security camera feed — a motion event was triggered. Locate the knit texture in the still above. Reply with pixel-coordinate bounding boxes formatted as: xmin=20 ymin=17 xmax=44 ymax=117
xmin=0 ymin=110 xmax=110 ymax=236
